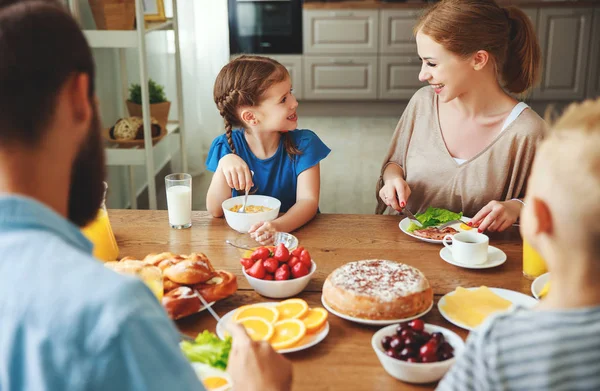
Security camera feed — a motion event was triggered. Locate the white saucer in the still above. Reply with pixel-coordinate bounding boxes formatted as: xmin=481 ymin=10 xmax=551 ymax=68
xmin=439 ymin=245 xmax=507 ymax=269
xmin=321 ymin=295 xmax=433 ymax=326
xmin=531 ymin=272 xmax=550 ymax=300
xmin=438 ymin=287 xmax=538 ymax=331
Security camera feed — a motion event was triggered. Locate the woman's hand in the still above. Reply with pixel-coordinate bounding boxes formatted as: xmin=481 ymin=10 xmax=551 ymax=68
xmin=248 ymin=221 xmax=277 ymax=245
xmin=217 ymin=154 xmax=253 ymax=191
xmin=227 ymin=323 xmax=293 ymax=391
xmin=379 ymin=177 xmax=411 ymax=212
xmin=471 ymin=200 xmax=522 ymax=233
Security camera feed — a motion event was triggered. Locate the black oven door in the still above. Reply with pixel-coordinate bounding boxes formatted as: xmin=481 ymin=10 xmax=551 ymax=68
xmin=229 ymin=0 xmax=303 ymax=55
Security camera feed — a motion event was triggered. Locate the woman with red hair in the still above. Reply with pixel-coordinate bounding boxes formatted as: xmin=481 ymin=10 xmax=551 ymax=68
xmin=376 ymin=0 xmax=546 ymax=233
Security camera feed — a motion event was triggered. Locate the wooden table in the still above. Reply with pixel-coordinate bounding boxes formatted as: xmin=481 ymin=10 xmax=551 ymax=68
xmin=110 ymin=210 xmax=531 ymax=391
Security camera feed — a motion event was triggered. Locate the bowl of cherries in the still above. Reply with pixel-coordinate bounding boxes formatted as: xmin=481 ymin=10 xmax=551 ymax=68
xmin=371 ymin=319 xmax=465 ymax=384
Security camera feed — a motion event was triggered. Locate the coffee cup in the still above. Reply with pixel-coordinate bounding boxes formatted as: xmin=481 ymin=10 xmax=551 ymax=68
xmin=442 ymin=232 xmax=489 ymax=265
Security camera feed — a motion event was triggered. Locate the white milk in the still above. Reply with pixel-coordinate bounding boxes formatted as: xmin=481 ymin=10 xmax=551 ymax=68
xmin=166 ymin=185 xmax=192 ymax=227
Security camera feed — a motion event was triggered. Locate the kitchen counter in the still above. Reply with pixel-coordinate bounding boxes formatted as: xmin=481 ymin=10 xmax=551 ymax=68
xmin=304 ymin=0 xmax=600 ymax=10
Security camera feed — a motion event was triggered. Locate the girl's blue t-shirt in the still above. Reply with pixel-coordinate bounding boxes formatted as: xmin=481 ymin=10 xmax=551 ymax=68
xmin=205 ymin=129 xmax=331 ymax=213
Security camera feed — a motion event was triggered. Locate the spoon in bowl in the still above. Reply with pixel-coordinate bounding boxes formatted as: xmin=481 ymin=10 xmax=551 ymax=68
xmin=238 ymin=170 xmax=254 ymax=214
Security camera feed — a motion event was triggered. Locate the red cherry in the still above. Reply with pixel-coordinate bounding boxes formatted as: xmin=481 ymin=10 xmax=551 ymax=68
xmin=408 ymin=319 xmax=425 ymax=332
xmin=419 ymin=340 xmax=439 ymax=357
xmin=420 ymin=351 xmax=438 ymax=363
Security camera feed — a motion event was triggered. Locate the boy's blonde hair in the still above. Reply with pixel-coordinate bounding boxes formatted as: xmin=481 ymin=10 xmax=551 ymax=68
xmin=536 ymin=98 xmax=600 ymax=254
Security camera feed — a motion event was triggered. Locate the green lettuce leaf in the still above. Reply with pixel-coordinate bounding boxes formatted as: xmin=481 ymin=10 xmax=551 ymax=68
xmin=180 ymin=330 xmax=232 ymax=370
xmin=406 ymin=207 xmax=463 ymax=232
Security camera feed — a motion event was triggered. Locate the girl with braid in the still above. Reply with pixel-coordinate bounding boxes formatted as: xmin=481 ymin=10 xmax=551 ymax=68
xmin=206 ymin=55 xmax=330 ymax=244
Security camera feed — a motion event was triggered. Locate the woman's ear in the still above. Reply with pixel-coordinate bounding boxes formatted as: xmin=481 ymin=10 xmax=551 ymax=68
xmin=240 ymin=109 xmax=258 ymax=126
xmin=472 ymin=50 xmax=490 ymax=71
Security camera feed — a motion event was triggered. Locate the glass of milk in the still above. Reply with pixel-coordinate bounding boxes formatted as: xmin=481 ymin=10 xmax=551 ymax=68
xmin=165 ymin=173 xmax=192 ymax=229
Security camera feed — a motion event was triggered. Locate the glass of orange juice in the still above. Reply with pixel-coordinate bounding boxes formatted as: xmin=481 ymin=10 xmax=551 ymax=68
xmin=81 ymin=182 xmax=119 ymax=262
xmin=523 ymin=240 xmax=547 ymax=280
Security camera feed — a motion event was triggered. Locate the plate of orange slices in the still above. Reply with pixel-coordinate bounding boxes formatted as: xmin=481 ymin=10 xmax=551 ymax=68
xmin=216 ymin=298 xmax=329 ymax=354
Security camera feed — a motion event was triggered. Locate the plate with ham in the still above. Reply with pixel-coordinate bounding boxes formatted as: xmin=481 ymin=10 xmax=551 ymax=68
xmin=399 ymin=217 xmax=473 ymax=244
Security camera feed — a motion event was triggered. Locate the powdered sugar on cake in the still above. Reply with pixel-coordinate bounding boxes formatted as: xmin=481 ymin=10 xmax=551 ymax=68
xmin=330 ymin=260 xmax=429 ymax=302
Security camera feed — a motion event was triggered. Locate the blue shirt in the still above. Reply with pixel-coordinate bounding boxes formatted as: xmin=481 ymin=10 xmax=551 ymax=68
xmin=206 ymin=129 xmax=331 ymax=212
xmin=0 ymin=196 xmax=204 ymax=391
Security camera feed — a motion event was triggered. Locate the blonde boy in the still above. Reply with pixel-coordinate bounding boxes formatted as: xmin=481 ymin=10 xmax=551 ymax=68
xmin=438 ymin=99 xmax=600 ymax=391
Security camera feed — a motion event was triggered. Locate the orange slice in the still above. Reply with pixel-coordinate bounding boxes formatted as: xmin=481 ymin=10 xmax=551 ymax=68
xmin=459 ymin=223 xmax=473 ymax=230
xmin=300 ymin=307 xmax=328 ymax=333
xmin=233 ymin=304 xmax=279 ymax=324
xmin=276 ymin=298 xmax=309 ymax=320
xmin=270 ymin=319 xmax=307 ymax=350
xmin=236 ymin=317 xmax=274 ymax=341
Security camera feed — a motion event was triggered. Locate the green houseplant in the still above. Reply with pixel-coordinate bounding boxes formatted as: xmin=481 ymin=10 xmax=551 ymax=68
xmin=126 ymin=79 xmax=171 ymax=130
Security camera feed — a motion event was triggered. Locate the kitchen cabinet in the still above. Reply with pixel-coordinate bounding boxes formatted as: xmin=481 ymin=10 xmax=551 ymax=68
xmin=303 ymin=56 xmax=378 ymax=100
xmin=269 ymin=55 xmax=304 ymax=100
xmin=379 ymin=9 xmax=421 ymax=55
xmin=534 ymin=8 xmax=593 ymax=100
xmin=586 ymin=8 xmax=600 ymax=98
xmin=303 ymin=10 xmax=379 ymax=54
xmin=379 ymin=56 xmax=425 ymax=100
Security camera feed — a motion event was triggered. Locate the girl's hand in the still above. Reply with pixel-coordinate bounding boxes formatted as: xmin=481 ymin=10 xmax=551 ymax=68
xmin=379 ymin=177 xmax=411 ymax=212
xmin=249 ymin=221 xmax=277 ymax=245
xmin=471 ymin=200 xmax=522 ymax=233
xmin=217 ymin=154 xmax=253 ymax=191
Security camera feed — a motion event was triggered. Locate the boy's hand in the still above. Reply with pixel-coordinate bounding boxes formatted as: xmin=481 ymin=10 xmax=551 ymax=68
xmin=379 ymin=177 xmax=411 ymax=212
xmin=218 ymin=154 xmax=253 ymax=191
xmin=249 ymin=221 xmax=277 ymax=245
xmin=471 ymin=200 xmax=522 ymax=233
xmin=226 ymin=323 xmax=292 ymax=391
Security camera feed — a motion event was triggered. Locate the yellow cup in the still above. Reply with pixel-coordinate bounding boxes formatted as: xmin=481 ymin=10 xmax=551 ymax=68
xmin=523 ymin=240 xmax=547 ymax=280
xmin=81 ymin=208 xmax=119 ymax=262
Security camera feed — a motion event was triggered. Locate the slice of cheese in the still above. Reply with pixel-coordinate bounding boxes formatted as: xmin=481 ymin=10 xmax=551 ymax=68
xmin=441 ymin=286 xmax=512 ymax=328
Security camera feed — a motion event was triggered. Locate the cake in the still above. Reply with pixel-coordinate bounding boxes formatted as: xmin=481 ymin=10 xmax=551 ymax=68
xmin=322 ymin=260 xmax=433 ymax=320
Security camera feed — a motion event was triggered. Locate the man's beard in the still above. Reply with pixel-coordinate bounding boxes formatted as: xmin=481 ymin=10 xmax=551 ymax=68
xmin=68 ymin=106 xmax=106 ymax=227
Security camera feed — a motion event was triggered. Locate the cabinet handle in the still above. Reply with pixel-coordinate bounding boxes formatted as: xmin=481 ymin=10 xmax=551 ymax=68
xmin=330 ymin=59 xmax=354 ymax=65
xmin=331 ymin=12 xmax=353 ymax=17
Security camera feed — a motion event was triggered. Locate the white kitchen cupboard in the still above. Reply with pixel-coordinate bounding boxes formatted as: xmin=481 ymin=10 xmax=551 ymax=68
xmin=533 ymin=8 xmax=593 ymax=100
xmin=378 ymin=56 xmax=424 ymax=100
xmin=379 ymin=9 xmax=421 ymax=55
xmin=268 ymin=55 xmax=304 ymax=100
xmin=586 ymin=8 xmax=600 ymax=98
xmin=303 ymin=56 xmax=378 ymax=100
xmin=68 ymin=0 xmax=187 ymax=210
xmin=303 ymin=10 xmax=379 ymax=55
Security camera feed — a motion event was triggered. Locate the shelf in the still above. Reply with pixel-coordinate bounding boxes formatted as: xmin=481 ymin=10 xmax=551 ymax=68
xmin=105 ymin=123 xmax=180 ymax=166
xmin=84 ymin=20 xmax=173 ymax=49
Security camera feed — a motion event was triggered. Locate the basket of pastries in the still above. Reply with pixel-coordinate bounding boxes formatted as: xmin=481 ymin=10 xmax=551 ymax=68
xmin=103 ymin=116 xmax=166 ymax=148
xmin=111 ymin=252 xmax=238 ymax=320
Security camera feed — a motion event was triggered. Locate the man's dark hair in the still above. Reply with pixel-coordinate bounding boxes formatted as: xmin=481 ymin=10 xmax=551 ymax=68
xmin=0 ymin=0 xmax=95 ymax=145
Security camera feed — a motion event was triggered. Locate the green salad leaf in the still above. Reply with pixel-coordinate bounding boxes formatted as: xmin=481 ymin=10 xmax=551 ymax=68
xmin=180 ymin=330 xmax=232 ymax=370
xmin=406 ymin=207 xmax=463 ymax=232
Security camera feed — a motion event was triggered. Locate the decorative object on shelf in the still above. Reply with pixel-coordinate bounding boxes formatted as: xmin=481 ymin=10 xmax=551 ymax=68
xmin=142 ymin=0 xmax=166 ymax=22
xmin=88 ymin=0 xmax=135 ymax=30
xmin=104 ymin=116 xmax=166 ymax=148
xmin=126 ymin=79 xmax=171 ymax=130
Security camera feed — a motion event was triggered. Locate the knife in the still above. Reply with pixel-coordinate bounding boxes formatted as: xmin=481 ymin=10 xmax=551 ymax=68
xmin=402 ymin=207 xmax=423 ymax=228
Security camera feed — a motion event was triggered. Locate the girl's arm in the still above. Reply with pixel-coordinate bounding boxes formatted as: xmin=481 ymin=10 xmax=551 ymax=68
xmin=206 ymin=154 xmax=253 ymax=217
xmin=206 ymin=167 xmax=232 ymax=217
xmin=249 ymin=164 xmax=321 ymax=242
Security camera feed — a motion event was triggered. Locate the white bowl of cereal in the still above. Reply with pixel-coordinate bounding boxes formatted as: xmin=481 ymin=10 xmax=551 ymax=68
xmin=222 ymin=195 xmax=281 ymax=233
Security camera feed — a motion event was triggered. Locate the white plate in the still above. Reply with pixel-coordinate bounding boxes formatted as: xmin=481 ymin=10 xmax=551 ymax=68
xmin=531 ymin=272 xmax=550 ymax=300
xmin=399 ymin=217 xmax=473 ymax=244
xmin=321 ymin=295 xmax=433 ymax=326
xmin=216 ymin=302 xmax=330 ymax=354
xmin=438 ymin=287 xmax=538 ymax=331
xmin=439 ymin=245 xmax=507 ymax=269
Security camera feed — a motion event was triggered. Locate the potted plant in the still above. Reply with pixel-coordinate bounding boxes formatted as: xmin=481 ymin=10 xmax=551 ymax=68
xmin=88 ymin=0 xmax=135 ymax=30
xmin=126 ymin=79 xmax=171 ymax=130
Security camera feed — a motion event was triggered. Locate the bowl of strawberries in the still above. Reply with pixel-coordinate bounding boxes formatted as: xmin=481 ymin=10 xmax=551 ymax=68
xmin=240 ymin=243 xmax=316 ymax=299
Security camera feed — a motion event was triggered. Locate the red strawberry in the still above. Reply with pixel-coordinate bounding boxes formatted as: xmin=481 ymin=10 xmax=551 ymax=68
xmin=288 ymin=256 xmax=301 ymax=269
xmin=299 ymin=249 xmax=311 ymax=268
xmin=273 ymin=243 xmax=289 ymax=262
xmin=240 ymin=257 xmax=255 ymax=270
xmin=291 ymin=246 xmax=304 ymax=258
xmin=291 ymin=262 xmax=309 ymax=279
xmin=263 ymin=257 xmax=279 ymax=274
xmin=275 ymin=264 xmax=291 ymax=281
xmin=246 ymin=258 xmax=266 ymax=279
xmin=264 ymin=273 xmax=274 ymax=281
xmin=250 ymin=247 xmax=270 ymax=261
